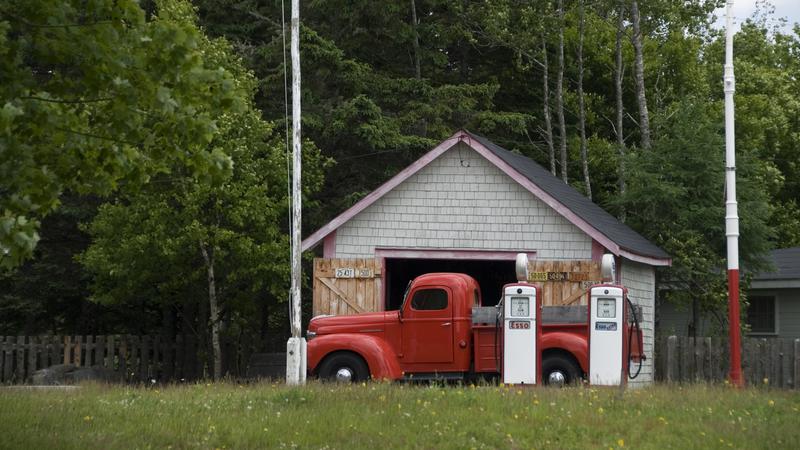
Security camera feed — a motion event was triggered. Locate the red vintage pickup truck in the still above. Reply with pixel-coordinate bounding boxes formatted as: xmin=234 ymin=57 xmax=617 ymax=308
xmin=306 ymin=272 xmax=642 ymax=384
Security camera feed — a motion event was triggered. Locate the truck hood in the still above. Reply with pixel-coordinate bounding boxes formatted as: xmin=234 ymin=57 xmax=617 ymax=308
xmin=308 ymin=311 xmax=398 ymax=336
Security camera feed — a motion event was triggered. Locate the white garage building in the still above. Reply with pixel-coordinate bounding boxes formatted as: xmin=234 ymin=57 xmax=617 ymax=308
xmin=303 ymin=130 xmax=671 ymax=385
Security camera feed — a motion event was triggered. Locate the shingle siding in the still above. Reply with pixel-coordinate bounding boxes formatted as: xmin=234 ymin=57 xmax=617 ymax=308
xmin=334 ymin=143 xmax=593 ymax=258
xmin=621 ymin=260 xmax=656 ymax=386
xmin=777 ymin=289 xmax=800 ymax=338
xmin=657 ymin=288 xmax=800 ymax=339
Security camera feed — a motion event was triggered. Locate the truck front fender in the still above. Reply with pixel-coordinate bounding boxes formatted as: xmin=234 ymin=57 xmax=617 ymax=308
xmin=540 ymin=332 xmax=589 ymax=373
xmin=307 ymin=334 xmax=403 ymax=381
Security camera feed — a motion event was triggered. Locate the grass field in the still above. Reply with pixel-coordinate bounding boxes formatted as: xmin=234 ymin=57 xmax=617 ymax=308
xmin=1 ymin=382 xmax=798 ymax=449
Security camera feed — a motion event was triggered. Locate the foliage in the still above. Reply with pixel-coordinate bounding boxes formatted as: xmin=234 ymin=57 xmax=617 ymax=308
xmin=0 ymin=0 xmax=243 ymax=268
xmin=618 ymin=98 xmax=772 ymax=322
xmin=712 ymin=21 xmax=800 ymax=248
xmin=2 ymin=0 xmax=800 ymax=339
xmin=0 ymin=382 xmax=798 ymax=449
xmin=79 ymin=1 xmax=328 ymax=364
xmin=0 ymin=195 xmax=102 ymax=335
xmin=194 ymin=0 xmax=535 ymax=223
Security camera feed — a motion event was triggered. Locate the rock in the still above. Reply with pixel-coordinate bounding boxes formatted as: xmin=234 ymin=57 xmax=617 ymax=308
xmin=64 ymin=366 xmax=121 ymax=383
xmin=29 ymin=364 xmax=122 ymax=385
xmin=29 ymin=364 xmax=76 ymax=385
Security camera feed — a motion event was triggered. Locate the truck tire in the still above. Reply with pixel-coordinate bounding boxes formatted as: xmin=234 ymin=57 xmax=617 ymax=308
xmin=318 ymin=352 xmax=370 ymax=383
xmin=542 ymin=355 xmax=581 ymax=387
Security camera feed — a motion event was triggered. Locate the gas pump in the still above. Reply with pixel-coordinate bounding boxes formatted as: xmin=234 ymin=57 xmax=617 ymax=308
xmin=587 ymin=255 xmax=646 ymax=386
xmin=588 ymin=285 xmax=646 ymax=385
xmin=501 ymin=254 xmax=541 ymax=385
xmin=588 ymin=285 xmax=627 ymax=386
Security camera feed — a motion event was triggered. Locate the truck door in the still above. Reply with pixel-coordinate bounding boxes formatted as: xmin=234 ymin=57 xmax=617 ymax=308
xmin=402 ymin=287 xmax=454 ymax=364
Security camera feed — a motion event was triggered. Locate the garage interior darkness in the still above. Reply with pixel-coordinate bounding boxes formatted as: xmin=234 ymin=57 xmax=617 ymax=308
xmin=384 ymin=258 xmax=516 ymax=310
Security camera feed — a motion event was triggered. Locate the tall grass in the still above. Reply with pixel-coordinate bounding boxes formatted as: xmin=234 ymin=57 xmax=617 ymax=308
xmin=1 ymin=382 xmax=798 ymax=449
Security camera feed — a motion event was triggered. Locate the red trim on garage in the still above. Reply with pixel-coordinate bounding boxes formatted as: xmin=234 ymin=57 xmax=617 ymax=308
xmin=591 ymin=240 xmax=605 ymax=262
xmin=322 ymin=231 xmax=336 ymax=258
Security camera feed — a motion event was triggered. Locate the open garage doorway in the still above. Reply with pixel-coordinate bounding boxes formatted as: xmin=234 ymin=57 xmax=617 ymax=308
xmin=383 ymin=257 xmax=516 ymax=310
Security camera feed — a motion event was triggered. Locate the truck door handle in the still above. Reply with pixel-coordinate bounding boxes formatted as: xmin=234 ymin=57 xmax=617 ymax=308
xmin=441 ymin=322 xmax=451 ymax=327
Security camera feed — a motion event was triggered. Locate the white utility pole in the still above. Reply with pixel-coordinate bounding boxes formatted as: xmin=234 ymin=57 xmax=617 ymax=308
xmin=286 ymin=0 xmax=306 ymax=385
xmin=724 ymin=0 xmax=743 ymax=387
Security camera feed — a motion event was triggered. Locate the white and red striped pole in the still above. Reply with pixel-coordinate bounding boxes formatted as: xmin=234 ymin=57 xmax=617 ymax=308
xmin=724 ymin=0 xmax=743 ymax=387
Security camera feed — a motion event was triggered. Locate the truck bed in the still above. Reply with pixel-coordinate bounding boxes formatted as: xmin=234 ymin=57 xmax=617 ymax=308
xmin=471 ymin=305 xmax=589 ymax=374
xmin=471 ymin=305 xmax=588 ymax=325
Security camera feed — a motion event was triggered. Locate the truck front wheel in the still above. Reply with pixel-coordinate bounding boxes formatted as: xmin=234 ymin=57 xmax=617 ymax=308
xmin=318 ymin=352 xmax=370 ymax=383
xmin=542 ymin=355 xmax=581 ymax=387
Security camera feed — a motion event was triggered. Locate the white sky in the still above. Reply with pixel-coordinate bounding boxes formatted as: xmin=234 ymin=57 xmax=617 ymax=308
xmin=713 ymin=0 xmax=800 ymax=33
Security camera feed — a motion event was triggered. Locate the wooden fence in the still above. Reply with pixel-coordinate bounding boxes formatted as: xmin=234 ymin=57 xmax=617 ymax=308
xmin=654 ymin=336 xmax=800 ymax=388
xmin=0 ymin=335 xmax=210 ymax=384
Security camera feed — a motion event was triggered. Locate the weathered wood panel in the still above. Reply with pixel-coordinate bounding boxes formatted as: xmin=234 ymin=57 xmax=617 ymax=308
xmin=655 ymin=336 xmax=800 ymax=388
xmin=527 ymin=260 xmax=601 ymax=306
xmin=312 ymin=258 xmax=383 ymax=316
xmin=312 ymin=258 xmax=601 ymax=316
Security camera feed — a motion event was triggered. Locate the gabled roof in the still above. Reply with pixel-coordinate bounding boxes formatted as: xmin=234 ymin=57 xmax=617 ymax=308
xmin=302 ymin=130 xmax=671 ymax=266
xmin=751 ymin=247 xmax=800 ymax=288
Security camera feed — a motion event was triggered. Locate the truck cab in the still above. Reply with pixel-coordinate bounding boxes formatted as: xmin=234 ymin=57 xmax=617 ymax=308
xmin=306 ymin=273 xmax=479 ymax=382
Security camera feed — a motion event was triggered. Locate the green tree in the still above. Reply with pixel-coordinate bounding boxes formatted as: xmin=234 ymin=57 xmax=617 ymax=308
xmin=194 ymin=0 xmax=530 ymax=224
xmin=619 ymin=98 xmax=772 ymax=336
xmin=702 ymin=21 xmax=800 ymax=248
xmin=0 ymin=0 xmax=243 ymax=268
xmin=0 ymin=195 xmax=101 ymax=335
xmin=80 ymin=3 xmax=327 ymax=378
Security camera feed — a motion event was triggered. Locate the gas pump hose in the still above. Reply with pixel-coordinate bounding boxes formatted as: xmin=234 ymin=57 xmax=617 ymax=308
xmin=494 ymin=300 xmax=502 ymax=376
xmin=627 ymin=297 xmax=644 ymax=379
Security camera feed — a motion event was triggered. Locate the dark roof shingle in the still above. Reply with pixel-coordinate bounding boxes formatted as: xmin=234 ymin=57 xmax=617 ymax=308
xmin=755 ymin=247 xmax=800 ymax=281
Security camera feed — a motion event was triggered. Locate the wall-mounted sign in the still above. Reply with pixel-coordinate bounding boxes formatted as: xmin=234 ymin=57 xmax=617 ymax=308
xmin=529 ymin=271 xmax=592 ymax=282
xmin=335 ymin=268 xmax=355 ymax=278
xmin=529 ymin=272 xmax=549 ymax=282
xmin=335 ymin=268 xmax=374 ymax=279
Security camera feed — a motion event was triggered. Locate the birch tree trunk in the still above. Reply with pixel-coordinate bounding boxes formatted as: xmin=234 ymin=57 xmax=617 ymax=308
xmin=577 ymin=0 xmax=591 ymax=200
xmin=410 ymin=0 xmax=427 ymax=136
xmin=200 ymin=241 xmax=222 ymax=381
xmin=556 ymin=0 xmax=567 ymax=182
xmin=410 ymin=0 xmax=421 ymax=80
xmin=630 ymin=0 xmax=651 ymax=150
xmin=616 ymin=0 xmax=627 ymax=221
xmin=542 ymin=35 xmax=556 ymax=176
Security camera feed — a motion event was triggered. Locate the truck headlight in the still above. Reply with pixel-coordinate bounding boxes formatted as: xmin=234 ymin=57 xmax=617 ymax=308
xmin=306 ymin=330 xmax=316 ymax=340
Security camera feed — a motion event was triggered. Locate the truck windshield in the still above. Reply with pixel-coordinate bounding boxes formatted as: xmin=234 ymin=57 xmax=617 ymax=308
xmin=399 ymin=280 xmax=413 ymax=311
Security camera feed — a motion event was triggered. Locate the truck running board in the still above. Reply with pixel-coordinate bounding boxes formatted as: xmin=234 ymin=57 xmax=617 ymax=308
xmin=402 ymin=372 xmax=467 ymax=382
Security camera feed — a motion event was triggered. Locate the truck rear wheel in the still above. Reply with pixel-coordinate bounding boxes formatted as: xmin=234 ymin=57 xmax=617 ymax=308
xmin=542 ymin=355 xmax=581 ymax=387
xmin=318 ymin=352 xmax=370 ymax=383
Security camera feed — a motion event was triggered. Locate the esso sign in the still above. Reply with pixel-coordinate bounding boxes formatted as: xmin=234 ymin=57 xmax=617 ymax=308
xmin=508 ymin=321 xmax=530 ymax=330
